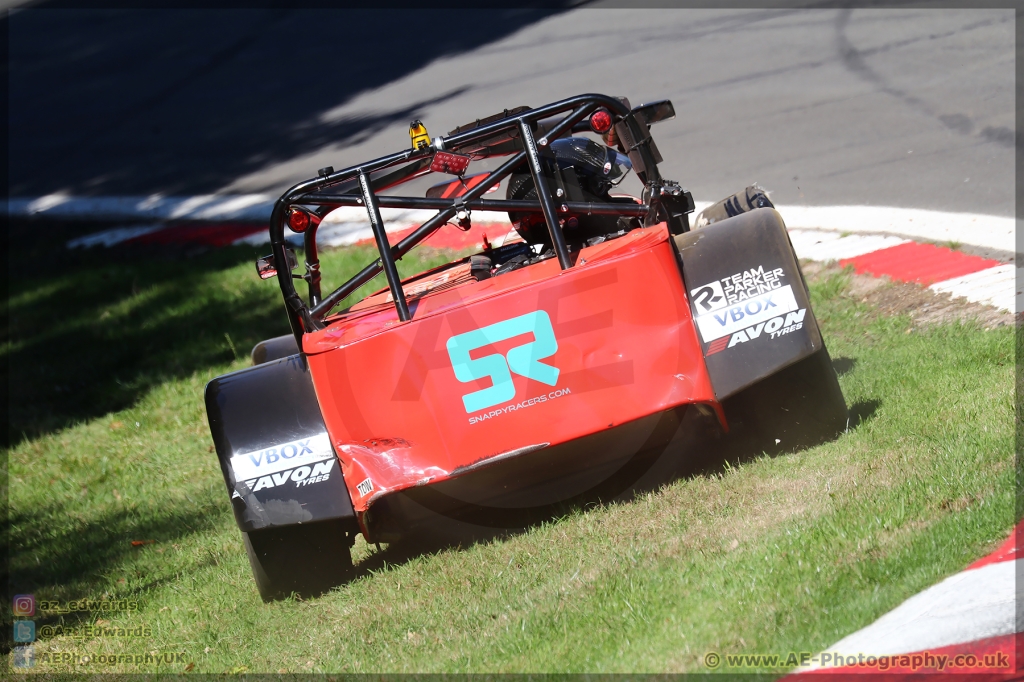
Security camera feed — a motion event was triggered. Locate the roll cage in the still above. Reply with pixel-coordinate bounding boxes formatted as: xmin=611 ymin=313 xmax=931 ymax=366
xmin=266 ymin=93 xmax=695 ymax=346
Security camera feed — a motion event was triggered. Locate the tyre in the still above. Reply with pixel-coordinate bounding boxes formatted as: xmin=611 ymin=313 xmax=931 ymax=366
xmin=721 ymin=346 xmax=848 ymax=454
xmin=250 ymin=334 xmax=299 ymax=365
xmin=242 ymin=518 xmax=355 ymax=602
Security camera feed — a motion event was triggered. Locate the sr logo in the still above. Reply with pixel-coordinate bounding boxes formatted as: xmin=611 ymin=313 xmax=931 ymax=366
xmin=689 ymin=281 xmax=726 ymax=314
xmin=446 ymin=310 xmax=559 ymax=413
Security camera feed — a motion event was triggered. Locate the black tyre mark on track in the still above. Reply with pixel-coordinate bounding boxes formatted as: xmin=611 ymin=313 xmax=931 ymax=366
xmin=835 ymin=8 xmax=1015 ymax=149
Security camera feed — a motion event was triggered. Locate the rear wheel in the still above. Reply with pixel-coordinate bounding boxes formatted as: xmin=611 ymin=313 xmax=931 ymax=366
xmin=242 ymin=519 xmax=355 ymax=602
xmin=250 ymin=334 xmax=299 ymax=365
xmin=721 ymin=346 xmax=847 ymax=454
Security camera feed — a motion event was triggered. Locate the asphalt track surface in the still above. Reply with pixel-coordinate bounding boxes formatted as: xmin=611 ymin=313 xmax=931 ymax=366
xmin=8 ymin=6 xmax=1016 ymax=218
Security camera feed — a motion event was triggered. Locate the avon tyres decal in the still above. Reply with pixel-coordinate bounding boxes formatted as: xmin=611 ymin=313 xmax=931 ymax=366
xmin=229 ymin=433 xmax=334 ymax=483
xmin=446 ymin=310 xmax=559 ymax=413
xmin=231 ymin=459 xmax=336 ymax=499
xmin=706 ymin=309 xmax=807 ymax=355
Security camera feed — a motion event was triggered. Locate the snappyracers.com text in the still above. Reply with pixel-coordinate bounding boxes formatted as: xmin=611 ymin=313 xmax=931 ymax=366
xmin=468 ymin=388 xmax=572 ymax=424
xmin=703 ymin=649 xmax=1010 ymax=671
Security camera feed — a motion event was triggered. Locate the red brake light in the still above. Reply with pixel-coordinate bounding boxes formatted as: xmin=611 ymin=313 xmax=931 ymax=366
xmin=430 ymin=150 xmax=471 ymax=176
xmin=589 ymin=108 xmax=612 ymax=134
xmin=287 ymin=209 xmax=310 ymax=233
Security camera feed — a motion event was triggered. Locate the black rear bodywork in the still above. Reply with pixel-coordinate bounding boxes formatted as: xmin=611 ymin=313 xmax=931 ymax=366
xmin=205 ymin=354 xmax=357 ymax=534
xmin=675 ymin=208 xmax=822 ymax=399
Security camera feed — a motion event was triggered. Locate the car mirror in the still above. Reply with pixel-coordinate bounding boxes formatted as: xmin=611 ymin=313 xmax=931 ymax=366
xmin=256 ymin=248 xmax=298 ymax=280
xmin=632 ymin=100 xmax=675 ymax=126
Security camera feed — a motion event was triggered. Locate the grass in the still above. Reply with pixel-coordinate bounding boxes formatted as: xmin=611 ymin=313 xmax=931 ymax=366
xmin=5 ymin=241 xmax=1016 ymax=675
xmin=5 ymin=240 xmax=460 ymax=445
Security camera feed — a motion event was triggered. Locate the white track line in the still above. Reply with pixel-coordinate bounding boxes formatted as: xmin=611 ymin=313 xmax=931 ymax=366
xmin=9 ymin=194 xmax=274 ymax=221
xmin=776 ymin=205 xmax=1015 ymax=254
xmin=787 ymin=228 xmax=1017 ymax=313
xmin=928 ymin=264 xmax=1021 ymax=314
xmin=787 ymin=229 xmax=910 ymax=262
xmin=23 ymin=196 xmax=1018 ymax=313
xmin=306 ymin=207 xmax=513 ymax=247
xmin=56 ymin=205 xmax=511 ymax=249
xmin=65 ymin=224 xmax=167 ymax=249
xmin=10 ymin=196 xmax=1016 ymax=253
xmin=796 ymin=558 xmax=1018 ymax=672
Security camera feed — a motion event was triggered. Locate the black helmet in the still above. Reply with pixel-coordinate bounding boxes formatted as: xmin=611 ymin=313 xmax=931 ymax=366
xmin=506 ymin=137 xmax=634 ymax=246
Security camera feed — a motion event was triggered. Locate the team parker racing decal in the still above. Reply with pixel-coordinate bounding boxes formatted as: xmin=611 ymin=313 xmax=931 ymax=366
xmin=228 ymin=433 xmax=337 ymax=498
xmin=688 ymin=265 xmax=805 ymax=355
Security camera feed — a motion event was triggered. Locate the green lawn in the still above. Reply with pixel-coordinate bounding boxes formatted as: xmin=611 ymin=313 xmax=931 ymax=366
xmin=5 ymin=241 xmax=1016 ymax=674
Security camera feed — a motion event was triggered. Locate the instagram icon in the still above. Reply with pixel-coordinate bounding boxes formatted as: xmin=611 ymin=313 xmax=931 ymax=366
xmin=12 ymin=594 xmax=35 ymax=617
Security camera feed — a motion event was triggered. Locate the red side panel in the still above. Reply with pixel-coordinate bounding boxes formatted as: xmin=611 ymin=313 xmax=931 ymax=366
xmin=303 ymin=227 xmax=714 ymax=514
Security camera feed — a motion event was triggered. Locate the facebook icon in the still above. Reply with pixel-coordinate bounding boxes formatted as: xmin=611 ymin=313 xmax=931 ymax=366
xmin=13 ymin=646 xmax=35 ymax=668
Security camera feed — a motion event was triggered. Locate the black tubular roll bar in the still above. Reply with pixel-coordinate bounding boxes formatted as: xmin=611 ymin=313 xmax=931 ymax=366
xmin=268 ymin=93 xmax=677 ymax=345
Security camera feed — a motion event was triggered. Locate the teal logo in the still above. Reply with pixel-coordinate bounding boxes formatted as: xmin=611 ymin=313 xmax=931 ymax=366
xmin=446 ymin=310 xmax=559 ymax=413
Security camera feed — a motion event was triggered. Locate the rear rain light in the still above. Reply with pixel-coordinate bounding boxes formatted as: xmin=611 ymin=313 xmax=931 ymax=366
xmin=287 ymin=209 xmax=310 ymax=233
xmin=589 ymin=108 xmax=613 ymax=134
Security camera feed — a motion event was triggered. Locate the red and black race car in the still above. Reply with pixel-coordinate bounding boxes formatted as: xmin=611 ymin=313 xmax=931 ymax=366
xmin=205 ymin=94 xmax=847 ymax=601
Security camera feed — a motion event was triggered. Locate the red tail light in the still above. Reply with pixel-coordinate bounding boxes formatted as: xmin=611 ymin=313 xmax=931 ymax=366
xmin=287 ymin=209 xmax=310 ymax=233
xmin=589 ymin=108 xmax=612 ymax=134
